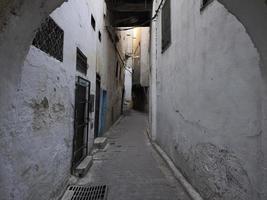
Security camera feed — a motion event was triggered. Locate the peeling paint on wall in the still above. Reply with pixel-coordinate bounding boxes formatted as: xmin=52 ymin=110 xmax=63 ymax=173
xmin=188 ymin=143 xmax=252 ymax=200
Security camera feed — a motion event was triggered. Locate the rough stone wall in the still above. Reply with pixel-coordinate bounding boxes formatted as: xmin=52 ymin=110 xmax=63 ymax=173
xmin=151 ymin=0 xmax=263 ymax=199
xmin=0 ymin=0 xmax=120 ymax=199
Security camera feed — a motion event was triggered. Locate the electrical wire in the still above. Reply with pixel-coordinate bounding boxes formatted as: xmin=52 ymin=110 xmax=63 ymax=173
xmin=105 ymin=25 xmax=133 ymax=74
xmin=114 ymin=0 xmax=165 ymax=31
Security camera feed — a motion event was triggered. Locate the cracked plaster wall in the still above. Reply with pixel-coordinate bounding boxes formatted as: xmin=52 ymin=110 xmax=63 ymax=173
xmin=0 ymin=0 xmax=66 ymax=199
xmin=151 ymin=0 xmax=265 ymax=199
xmin=0 ymin=0 xmax=117 ymax=199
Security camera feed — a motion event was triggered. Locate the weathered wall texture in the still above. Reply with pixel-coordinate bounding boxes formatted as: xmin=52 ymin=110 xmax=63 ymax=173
xmin=5 ymin=46 xmax=74 ymax=200
xmin=151 ymin=0 xmax=265 ymax=199
xmin=132 ymin=28 xmax=142 ymax=86
xmin=140 ymin=27 xmax=150 ymax=87
xmin=0 ymin=1 xmax=65 ymax=200
xmin=0 ymin=0 xmax=65 ymax=123
xmin=215 ymin=1 xmax=267 ymax=197
xmin=89 ymin=0 xmax=124 ymax=134
xmin=132 ymin=27 xmax=151 ymax=88
xmin=117 ymin=29 xmax=133 ymax=104
xmin=104 ymin=43 xmax=124 ymax=128
xmin=0 ymin=0 xmax=122 ymax=199
xmin=130 ymin=27 xmax=150 ymax=112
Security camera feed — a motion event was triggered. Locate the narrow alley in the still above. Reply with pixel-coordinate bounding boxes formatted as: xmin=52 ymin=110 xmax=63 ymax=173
xmin=76 ymin=110 xmax=190 ymax=200
xmin=1 ymin=0 xmax=267 ymax=200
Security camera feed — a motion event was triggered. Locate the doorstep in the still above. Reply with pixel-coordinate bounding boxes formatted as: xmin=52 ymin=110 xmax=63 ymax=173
xmin=94 ymin=137 xmax=108 ymax=149
xmin=73 ymin=155 xmax=93 ymax=177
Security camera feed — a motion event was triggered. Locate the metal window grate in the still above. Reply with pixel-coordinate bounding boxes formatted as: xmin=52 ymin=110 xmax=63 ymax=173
xmin=32 ymin=17 xmax=64 ymax=62
xmin=62 ymin=185 xmax=108 ymax=200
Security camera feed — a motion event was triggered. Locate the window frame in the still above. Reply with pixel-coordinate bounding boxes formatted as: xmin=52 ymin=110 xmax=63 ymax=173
xmin=32 ymin=17 xmax=64 ymax=62
xmin=76 ymin=48 xmax=88 ymax=75
xmin=161 ymin=0 xmax=171 ymax=53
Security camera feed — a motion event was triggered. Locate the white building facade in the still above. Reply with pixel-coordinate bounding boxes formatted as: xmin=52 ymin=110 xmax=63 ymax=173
xmin=0 ymin=0 xmax=125 ymax=199
xmin=150 ymin=0 xmax=267 ymax=199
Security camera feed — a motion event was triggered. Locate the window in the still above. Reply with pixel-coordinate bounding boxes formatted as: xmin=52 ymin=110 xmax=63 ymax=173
xmin=76 ymin=48 xmax=88 ymax=75
xmin=32 ymin=17 xmax=64 ymax=62
xmin=98 ymin=31 xmax=102 ymax=42
xmin=91 ymin=15 xmax=96 ymax=30
xmin=161 ymin=0 xmax=171 ymax=53
xmin=201 ymin=0 xmax=213 ymax=11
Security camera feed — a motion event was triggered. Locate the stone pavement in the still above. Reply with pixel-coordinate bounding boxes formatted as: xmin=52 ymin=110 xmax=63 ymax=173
xmin=77 ymin=110 xmax=191 ymax=200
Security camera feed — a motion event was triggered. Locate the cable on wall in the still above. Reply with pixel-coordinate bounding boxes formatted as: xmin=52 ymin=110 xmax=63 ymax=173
xmin=114 ymin=0 xmax=165 ymax=31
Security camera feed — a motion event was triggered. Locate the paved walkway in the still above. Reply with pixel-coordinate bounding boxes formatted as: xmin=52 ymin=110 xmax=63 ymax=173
xmin=77 ymin=110 xmax=191 ymax=200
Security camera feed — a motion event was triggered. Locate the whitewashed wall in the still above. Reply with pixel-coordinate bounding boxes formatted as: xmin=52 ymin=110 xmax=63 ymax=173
xmin=0 ymin=0 xmax=116 ymax=199
xmin=118 ymin=30 xmax=133 ymax=104
xmin=150 ymin=0 xmax=264 ymax=199
xmin=140 ymin=27 xmax=150 ymax=87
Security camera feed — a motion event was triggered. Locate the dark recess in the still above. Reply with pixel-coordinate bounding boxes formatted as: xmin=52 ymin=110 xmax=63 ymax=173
xmin=76 ymin=48 xmax=88 ymax=75
xmin=105 ymin=0 xmax=153 ymax=27
xmin=98 ymin=31 xmax=102 ymax=42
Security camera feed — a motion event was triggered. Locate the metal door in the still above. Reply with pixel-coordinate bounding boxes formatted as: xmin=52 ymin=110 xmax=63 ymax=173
xmin=94 ymin=74 xmax=101 ymax=138
xmin=72 ymin=77 xmax=90 ymax=170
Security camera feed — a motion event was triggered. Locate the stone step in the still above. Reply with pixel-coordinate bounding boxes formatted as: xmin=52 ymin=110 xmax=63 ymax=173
xmin=73 ymin=156 xmax=93 ymax=177
xmin=94 ymin=137 xmax=108 ymax=149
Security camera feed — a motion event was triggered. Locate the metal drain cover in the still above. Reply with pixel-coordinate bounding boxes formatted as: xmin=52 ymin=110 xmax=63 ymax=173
xmin=61 ymin=185 xmax=108 ymax=200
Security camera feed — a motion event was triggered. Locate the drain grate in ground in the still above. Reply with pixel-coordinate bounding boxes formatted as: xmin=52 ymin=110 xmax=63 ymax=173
xmin=61 ymin=185 xmax=108 ymax=200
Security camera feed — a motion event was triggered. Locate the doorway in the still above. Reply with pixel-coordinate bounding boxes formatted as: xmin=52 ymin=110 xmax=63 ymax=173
xmin=100 ymin=90 xmax=107 ymax=136
xmin=94 ymin=74 xmax=101 ymax=138
xmin=72 ymin=77 xmax=90 ymax=170
xmin=121 ymin=87 xmax=125 ymax=114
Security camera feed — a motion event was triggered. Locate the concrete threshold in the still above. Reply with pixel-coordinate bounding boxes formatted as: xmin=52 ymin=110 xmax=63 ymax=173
xmin=94 ymin=137 xmax=108 ymax=149
xmin=146 ymin=131 xmax=203 ymax=200
xmin=73 ymin=156 xmax=93 ymax=178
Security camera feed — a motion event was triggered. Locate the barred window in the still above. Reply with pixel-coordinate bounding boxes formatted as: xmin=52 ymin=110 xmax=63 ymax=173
xmin=32 ymin=17 xmax=64 ymax=62
xmin=162 ymin=0 xmax=171 ymax=53
xmin=76 ymin=48 xmax=88 ymax=75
